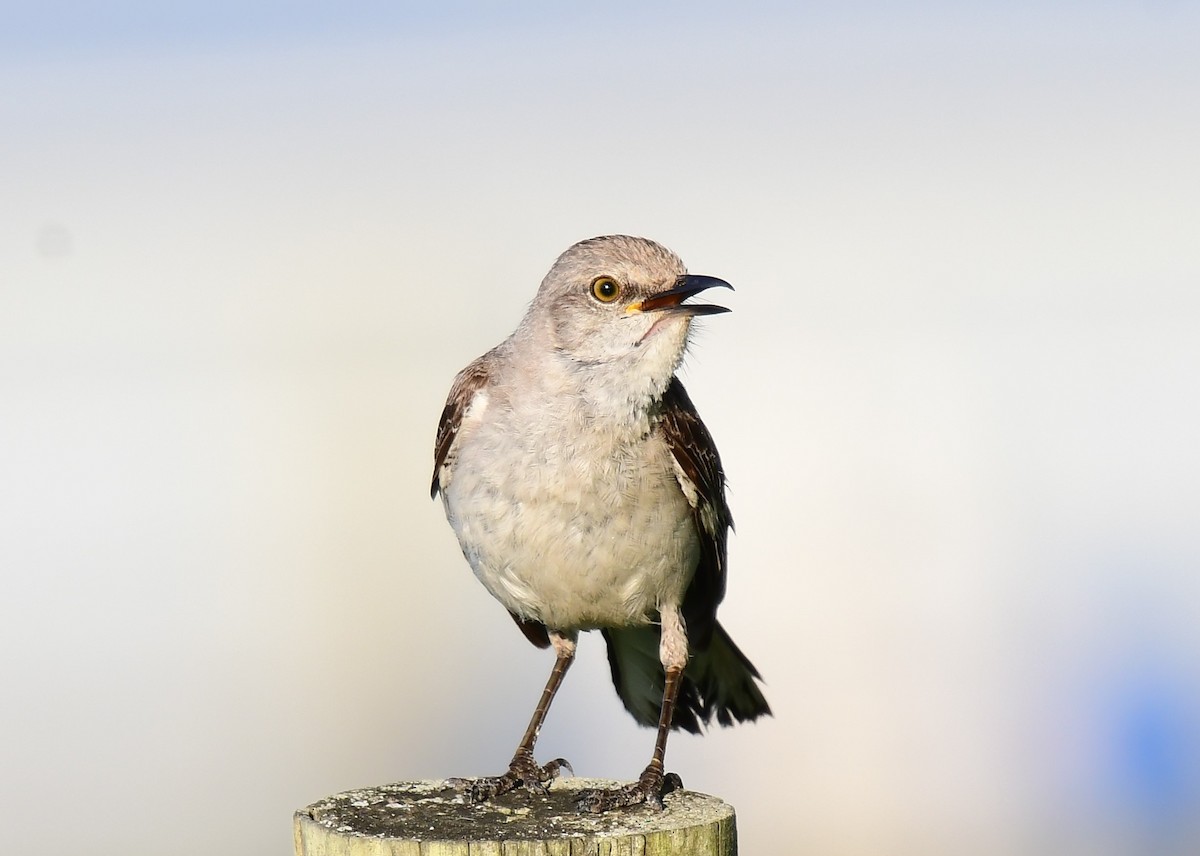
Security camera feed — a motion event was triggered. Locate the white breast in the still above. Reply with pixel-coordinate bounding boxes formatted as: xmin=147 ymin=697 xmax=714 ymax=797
xmin=441 ymin=392 xmax=698 ymax=630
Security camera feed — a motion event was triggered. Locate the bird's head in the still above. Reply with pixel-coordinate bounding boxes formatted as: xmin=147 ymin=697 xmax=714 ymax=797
xmin=525 ymin=235 xmax=732 ymax=382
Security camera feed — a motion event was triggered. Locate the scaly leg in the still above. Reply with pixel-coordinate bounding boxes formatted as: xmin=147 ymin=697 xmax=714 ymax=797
xmin=455 ymin=631 xmax=576 ymax=802
xmin=575 ymin=607 xmax=688 ymax=812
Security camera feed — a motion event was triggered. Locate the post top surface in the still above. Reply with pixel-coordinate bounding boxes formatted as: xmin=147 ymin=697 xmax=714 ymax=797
xmin=297 ymin=778 xmax=735 ymax=844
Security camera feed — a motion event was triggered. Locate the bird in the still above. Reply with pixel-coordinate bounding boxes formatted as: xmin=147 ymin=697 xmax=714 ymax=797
xmin=431 ymin=235 xmax=769 ymax=812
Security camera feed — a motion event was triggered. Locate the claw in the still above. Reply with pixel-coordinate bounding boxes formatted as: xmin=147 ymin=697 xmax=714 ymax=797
xmin=573 ymin=765 xmax=683 ymax=813
xmin=451 ymin=750 xmax=572 ymax=804
xmin=543 ymin=757 xmax=574 ymax=779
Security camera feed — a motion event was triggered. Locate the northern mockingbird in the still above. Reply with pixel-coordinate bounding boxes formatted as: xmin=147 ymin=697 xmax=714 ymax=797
xmin=432 ymin=235 xmax=769 ymax=812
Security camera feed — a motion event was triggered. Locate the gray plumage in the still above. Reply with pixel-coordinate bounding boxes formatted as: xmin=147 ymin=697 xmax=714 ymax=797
xmin=432 ymin=235 xmax=768 ymax=809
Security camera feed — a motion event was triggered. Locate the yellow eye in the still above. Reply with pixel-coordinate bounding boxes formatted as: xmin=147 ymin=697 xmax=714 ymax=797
xmin=591 ymin=276 xmax=621 ymax=303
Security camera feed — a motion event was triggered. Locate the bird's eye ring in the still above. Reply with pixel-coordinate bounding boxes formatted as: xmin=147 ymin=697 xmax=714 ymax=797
xmin=591 ymin=276 xmax=621 ymax=303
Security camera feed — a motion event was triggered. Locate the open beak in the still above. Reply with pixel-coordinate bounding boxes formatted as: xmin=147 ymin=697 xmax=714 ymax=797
xmin=634 ymin=274 xmax=734 ymax=316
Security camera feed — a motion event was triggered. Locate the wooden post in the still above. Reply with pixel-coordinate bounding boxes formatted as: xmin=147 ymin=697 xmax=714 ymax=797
xmin=294 ymin=778 xmax=737 ymax=856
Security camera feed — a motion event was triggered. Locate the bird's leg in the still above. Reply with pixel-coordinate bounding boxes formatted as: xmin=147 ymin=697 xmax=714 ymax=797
xmin=456 ymin=630 xmax=576 ymax=803
xmin=575 ymin=607 xmax=688 ymax=813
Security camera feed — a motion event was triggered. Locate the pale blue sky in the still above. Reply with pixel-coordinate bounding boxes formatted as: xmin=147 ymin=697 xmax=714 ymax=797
xmin=7 ymin=1 xmax=1194 ymax=55
xmin=3 ymin=1 xmax=541 ymax=52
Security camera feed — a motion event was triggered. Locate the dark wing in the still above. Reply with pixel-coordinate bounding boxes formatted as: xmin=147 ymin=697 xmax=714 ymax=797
xmin=509 ymin=611 xmax=551 ymax=649
xmin=608 ymin=379 xmax=768 ymax=729
xmin=431 ymin=357 xmax=491 ymax=499
xmin=658 ymin=376 xmax=733 ymax=651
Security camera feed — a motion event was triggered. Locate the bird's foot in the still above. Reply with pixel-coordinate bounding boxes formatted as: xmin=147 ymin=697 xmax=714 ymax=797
xmin=451 ymin=749 xmax=572 ymax=804
xmin=574 ymin=763 xmax=683 ymax=813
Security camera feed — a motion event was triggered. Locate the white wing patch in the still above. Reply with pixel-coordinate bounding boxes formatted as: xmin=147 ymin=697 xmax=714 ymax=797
xmin=671 ymin=454 xmax=719 ymax=537
xmin=671 ymin=455 xmax=699 ymax=508
xmin=464 ymin=389 xmax=490 ymax=422
xmin=438 ymin=389 xmax=489 ymax=492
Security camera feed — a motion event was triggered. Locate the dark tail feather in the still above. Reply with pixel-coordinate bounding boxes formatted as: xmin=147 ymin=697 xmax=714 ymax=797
xmin=690 ymin=622 xmax=772 ymax=727
xmin=602 ymin=621 xmax=771 ymax=733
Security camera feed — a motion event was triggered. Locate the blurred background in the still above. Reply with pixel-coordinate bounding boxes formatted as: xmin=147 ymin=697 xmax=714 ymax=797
xmin=2 ymin=2 xmax=1198 ymax=854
